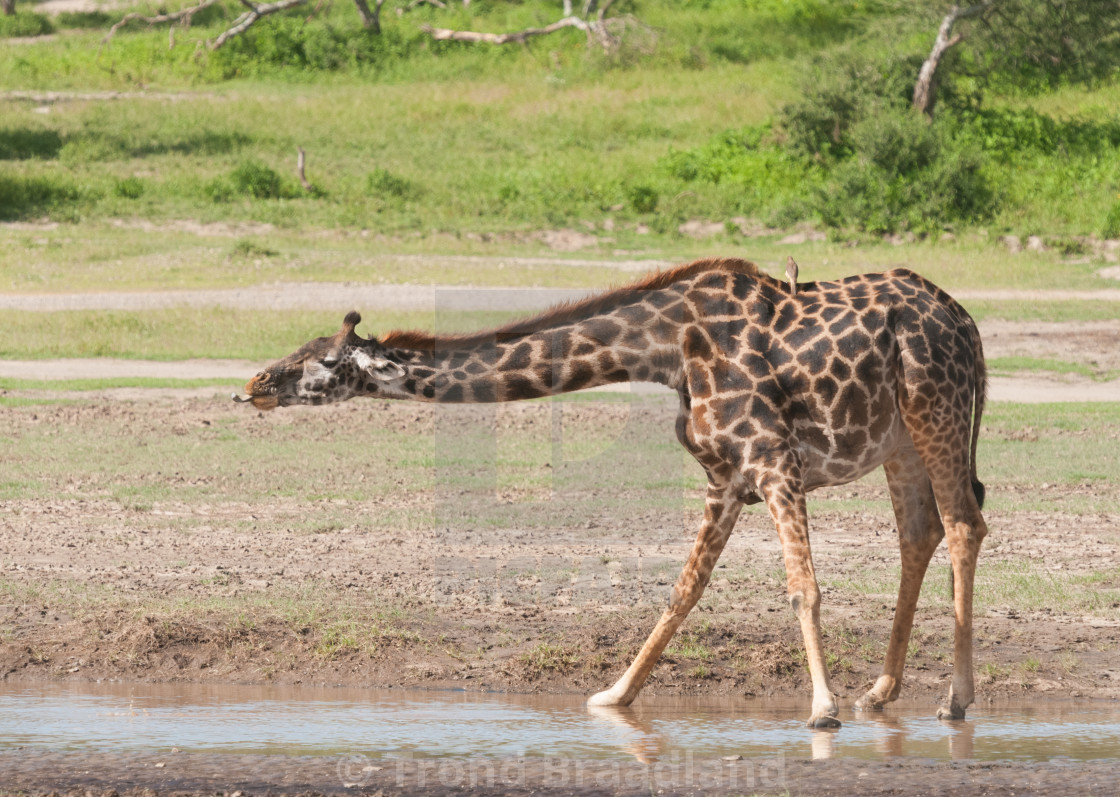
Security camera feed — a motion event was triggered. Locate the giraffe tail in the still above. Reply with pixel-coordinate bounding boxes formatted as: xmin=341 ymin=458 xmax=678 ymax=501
xmin=968 ymin=319 xmax=987 ymax=511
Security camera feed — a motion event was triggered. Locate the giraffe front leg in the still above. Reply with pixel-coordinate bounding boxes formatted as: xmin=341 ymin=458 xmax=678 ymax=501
xmin=761 ymin=474 xmax=840 ymax=729
xmin=588 ymin=488 xmax=742 ymax=707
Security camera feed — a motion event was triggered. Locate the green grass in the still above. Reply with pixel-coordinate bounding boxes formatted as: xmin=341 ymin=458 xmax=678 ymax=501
xmin=0 ymin=308 xmax=525 ymax=360
xmin=988 ymin=356 xmax=1120 ymax=382
xmin=4 ymin=220 xmax=1120 ymax=294
xmin=1 ymin=0 xmax=1119 ymax=249
xmin=824 ymin=559 xmax=1120 ymax=618
xmin=0 ymin=376 xmax=235 ymax=391
xmin=964 ymin=299 xmax=1120 ymax=323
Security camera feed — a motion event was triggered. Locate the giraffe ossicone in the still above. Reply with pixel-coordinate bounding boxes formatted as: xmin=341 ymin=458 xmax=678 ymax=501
xmin=238 ymin=257 xmax=989 ymax=728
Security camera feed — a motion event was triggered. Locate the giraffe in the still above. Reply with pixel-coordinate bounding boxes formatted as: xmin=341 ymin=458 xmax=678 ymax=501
xmin=235 ymin=257 xmax=988 ymax=728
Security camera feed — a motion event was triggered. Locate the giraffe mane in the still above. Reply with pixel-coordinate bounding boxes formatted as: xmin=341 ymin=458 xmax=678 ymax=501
xmin=379 ymin=257 xmax=763 ymax=351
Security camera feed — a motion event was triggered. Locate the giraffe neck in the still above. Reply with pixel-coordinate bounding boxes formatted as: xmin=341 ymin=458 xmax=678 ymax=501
xmin=381 ymin=300 xmax=685 ymax=403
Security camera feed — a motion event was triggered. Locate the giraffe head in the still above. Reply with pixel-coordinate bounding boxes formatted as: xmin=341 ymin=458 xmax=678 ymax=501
xmin=235 ymin=311 xmax=407 ymax=410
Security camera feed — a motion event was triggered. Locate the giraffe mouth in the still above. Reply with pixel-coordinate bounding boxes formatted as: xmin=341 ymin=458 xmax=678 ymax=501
xmin=231 ymin=392 xmax=280 ymax=411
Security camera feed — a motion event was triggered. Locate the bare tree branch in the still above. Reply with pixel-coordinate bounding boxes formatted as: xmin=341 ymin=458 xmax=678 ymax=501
xmin=209 ymin=0 xmax=307 ymax=49
xmin=421 ymin=14 xmax=589 ymax=45
xmin=913 ymin=2 xmax=995 ymax=117
xmin=101 ymin=0 xmax=217 ymax=46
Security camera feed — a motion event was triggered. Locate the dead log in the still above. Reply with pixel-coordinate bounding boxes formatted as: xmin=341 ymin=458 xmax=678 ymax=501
xmin=210 ymin=0 xmax=307 ymax=49
xmin=421 ymin=14 xmax=588 ymax=45
xmin=913 ymin=2 xmax=994 ymax=118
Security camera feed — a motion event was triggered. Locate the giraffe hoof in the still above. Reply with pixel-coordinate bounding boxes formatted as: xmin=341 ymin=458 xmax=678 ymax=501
xmin=853 ymin=693 xmax=886 ymax=711
xmin=587 ymin=689 xmax=630 ymax=708
xmin=936 ymin=704 xmax=967 ymax=721
xmin=807 ymin=714 xmax=841 ymax=729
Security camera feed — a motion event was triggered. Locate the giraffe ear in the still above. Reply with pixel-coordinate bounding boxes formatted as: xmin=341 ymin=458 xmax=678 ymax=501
xmin=352 ymin=349 xmax=405 ymax=380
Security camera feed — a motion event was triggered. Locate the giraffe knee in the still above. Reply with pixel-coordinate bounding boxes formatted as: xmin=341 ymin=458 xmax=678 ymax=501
xmin=789 ymin=593 xmax=802 ymax=614
xmin=788 ymin=588 xmax=820 ymax=618
xmin=668 ymin=585 xmax=684 ymax=612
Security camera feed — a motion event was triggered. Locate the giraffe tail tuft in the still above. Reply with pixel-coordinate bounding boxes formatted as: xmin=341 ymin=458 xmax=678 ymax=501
xmin=971 ymin=478 xmax=986 ymax=511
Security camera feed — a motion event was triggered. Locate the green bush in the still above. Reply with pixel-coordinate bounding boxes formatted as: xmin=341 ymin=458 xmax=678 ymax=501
xmin=1104 ymin=202 xmax=1120 ymax=240
xmin=55 ymin=10 xmax=112 ymax=29
xmin=816 ymin=111 xmax=993 ymax=234
xmin=781 ymin=51 xmax=924 ymax=160
xmin=627 ymin=184 xmax=659 ymax=214
xmin=207 ymin=15 xmax=405 ymax=77
xmin=957 ymin=108 xmax=1120 ymax=161
xmin=231 ymin=160 xmax=283 ymax=198
xmin=366 ymin=168 xmax=417 ymax=201
xmin=207 ymin=160 xmax=298 ymax=201
xmin=0 ymin=10 xmax=53 ymax=37
xmin=114 ymin=177 xmax=145 ymax=199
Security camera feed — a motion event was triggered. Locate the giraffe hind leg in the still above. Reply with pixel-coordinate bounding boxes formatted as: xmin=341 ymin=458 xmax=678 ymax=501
xmin=899 ymin=392 xmax=988 ymax=720
xmin=855 ymin=441 xmax=944 ymax=711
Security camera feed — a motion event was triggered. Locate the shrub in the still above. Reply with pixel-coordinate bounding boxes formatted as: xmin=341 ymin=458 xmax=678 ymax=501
xmin=366 ymin=168 xmax=417 ymax=200
xmin=114 ymin=177 xmax=145 ymax=199
xmin=229 ymin=160 xmax=286 ymax=199
xmin=1104 ymin=202 xmax=1120 ymax=240
xmin=230 ymin=239 xmax=278 ymax=258
xmin=0 ymin=11 xmax=53 ymax=38
xmin=627 ymin=184 xmax=659 ymax=214
xmin=55 ymin=10 xmax=112 ymax=29
xmin=207 ymin=160 xmax=297 ymax=202
xmin=815 ymin=110 xmax=994 ymax=234
xmin=781 ymin=50 xmax=924 ymax=160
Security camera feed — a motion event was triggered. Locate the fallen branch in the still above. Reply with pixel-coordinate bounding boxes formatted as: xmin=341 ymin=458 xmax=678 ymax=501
xmin=101 ymin=0 xmax=217 ymax=46
xmin=209 ymin=0 xmax=307 ymax=49
xmin=913 ymin=2 xmax=995 ymax=117
xmin=421 ymin=14 xmax=588 ymax=44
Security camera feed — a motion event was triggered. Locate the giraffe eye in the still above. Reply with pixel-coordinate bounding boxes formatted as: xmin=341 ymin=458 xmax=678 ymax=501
xmin=322 ymin=356 xmax=339 ymax=367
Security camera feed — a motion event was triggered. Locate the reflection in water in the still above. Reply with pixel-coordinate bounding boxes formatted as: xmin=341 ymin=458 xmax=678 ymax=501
xmin=945 ymin=718 xmax=975 ymax=761
xmin=584 ymin=705 xmax=666 ymax=763
xmin=863 ymin=712 xmax=904 ymax=759
xmin=810 ymin=728 xmax=837 ymax=760
xmin=0 ymin=682 xmax=1117 ymax=765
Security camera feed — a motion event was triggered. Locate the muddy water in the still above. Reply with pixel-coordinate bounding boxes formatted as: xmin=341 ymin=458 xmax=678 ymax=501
xmin=1 ymin=682 xmax=1118 ymax=764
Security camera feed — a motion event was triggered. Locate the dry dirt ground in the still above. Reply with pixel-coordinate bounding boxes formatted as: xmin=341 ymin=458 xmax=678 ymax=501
xmin=2 ymin=286 xmax=1119 ymax=796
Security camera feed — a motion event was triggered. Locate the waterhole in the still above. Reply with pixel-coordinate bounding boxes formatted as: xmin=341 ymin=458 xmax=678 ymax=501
xmin=2 ymin=681 xmax=1118 ymax=763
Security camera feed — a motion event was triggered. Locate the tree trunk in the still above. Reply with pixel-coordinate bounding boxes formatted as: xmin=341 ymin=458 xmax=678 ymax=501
xmin=1 ymin=0 xmax=17 ymax=17
xmin=353 ymin=0 xmax=385 ymax=32
xmin=913 ymin=2 xmax=994 ymax=118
